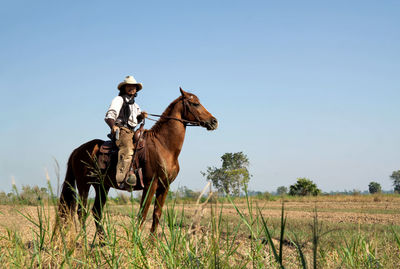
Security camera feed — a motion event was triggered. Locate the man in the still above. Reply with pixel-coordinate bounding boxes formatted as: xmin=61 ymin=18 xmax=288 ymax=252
xmin=105 ymin=75 xmax=147 ymax=186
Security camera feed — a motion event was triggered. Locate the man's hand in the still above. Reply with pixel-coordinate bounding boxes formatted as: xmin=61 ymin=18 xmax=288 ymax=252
xmin=137 ymin=111 xmax=148 ymax=122
xmin=112 ymin=125 xmax=120 ymax=135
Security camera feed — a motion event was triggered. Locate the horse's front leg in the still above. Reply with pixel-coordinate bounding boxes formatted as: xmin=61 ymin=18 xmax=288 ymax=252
xmin=92 ymin=184 xmax=110 ymax=242
xmin=138 ymin=179 xmax=158 ymax=229
xmin=151 ymin=185 xmax=169 ymax=234
xmin=77 ymin=182 xmax=90 ymax=228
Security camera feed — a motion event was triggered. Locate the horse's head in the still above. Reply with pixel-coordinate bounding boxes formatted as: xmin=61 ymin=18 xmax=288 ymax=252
xmin=179 ymin=88 xmax=218 ymax=130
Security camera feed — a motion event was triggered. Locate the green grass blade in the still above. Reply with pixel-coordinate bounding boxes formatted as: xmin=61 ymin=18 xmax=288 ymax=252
xmin=391 ymin=226 xmax=400 ymax=251
xmin=288 ymin=234 xmax=307 ymax=269
xmin=279 ymin=202 xmax=286 ymax=264
xmin=258 ymin=208 xmax=285 ymax=269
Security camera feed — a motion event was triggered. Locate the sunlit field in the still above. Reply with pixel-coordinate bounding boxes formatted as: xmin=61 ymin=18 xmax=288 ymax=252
xmin=1 ymin=192 xmax=400 ymax=268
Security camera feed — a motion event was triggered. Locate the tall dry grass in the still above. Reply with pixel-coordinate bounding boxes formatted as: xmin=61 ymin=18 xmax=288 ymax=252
xmin=1 ymin=183 xmax=400 ymax=268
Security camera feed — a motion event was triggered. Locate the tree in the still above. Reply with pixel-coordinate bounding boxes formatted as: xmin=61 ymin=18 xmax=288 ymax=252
xmin=368 ymin=181 xmax=382 ymax=194
xmin=390 ymin=170 xmax=400 ymax=193
xmin=289 ymin=178 xmax=321 ymax=196
xmin=202 ymin=152 xmax=251 ymax=196
xmin=276 ymin=186 xmax=288 ymax=195
xmin=177 ymin=186 xmax=199 ymax=199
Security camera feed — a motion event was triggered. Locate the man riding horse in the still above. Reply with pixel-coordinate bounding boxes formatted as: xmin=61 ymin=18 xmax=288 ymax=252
xmin=58 ymin=82 xmax=218 ymax=239
xmin=104 ymin=75 xmax=148 ymax=187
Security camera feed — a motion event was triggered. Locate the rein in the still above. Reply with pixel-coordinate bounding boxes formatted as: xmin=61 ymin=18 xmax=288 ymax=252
xmin=146 ymin=97 xmax=203 ymax=127
xmin=147 ymin=113 xmax=201 ymax=126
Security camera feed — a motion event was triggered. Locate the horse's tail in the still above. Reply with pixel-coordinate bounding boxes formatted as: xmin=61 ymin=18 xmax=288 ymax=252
xmin=58 ymin=153 xmax=77 ymax=220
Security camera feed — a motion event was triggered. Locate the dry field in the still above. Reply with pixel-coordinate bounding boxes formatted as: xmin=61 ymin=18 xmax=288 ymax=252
xmin=1 ymin=194 xmax=400 ymax=268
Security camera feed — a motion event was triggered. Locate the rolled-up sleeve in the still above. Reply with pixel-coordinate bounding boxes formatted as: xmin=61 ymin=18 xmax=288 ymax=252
xmin=105 ymin=96 xmax=123 ymax=121
xmin=136 ymin=104 xmax=141 ymax=115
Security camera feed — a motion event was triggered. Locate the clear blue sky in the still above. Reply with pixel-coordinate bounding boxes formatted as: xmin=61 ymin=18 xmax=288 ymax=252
xmin=1 ymin=1 xmax=399 ymax=195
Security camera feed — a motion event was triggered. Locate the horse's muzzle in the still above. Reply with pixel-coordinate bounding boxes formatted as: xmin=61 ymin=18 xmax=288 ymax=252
xmin=205 ymin=117 xmax=218 ymax=130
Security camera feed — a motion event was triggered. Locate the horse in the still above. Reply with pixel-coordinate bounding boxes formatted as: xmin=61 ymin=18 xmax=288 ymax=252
xmin=57 ymin=88 xmax=218 ymax=239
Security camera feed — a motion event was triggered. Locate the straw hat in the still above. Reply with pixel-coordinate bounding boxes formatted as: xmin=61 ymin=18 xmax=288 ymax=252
xmin=117 ymin=75 xmax=143 ymax=91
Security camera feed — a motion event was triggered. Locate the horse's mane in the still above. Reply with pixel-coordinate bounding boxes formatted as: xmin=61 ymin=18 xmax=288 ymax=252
xmin=145 ymin=96 xmax=182 ymax=136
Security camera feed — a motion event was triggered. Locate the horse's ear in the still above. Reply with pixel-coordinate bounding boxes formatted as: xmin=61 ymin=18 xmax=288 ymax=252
xmin=180 ymin=87 xmax=186 ymax=96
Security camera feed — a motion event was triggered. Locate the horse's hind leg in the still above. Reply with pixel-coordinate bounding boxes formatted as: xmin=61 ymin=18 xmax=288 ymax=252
xmin=77 ymin=181 xmax=90 ymax=227
xmin=92 ymin=184 xmax=110 ymax=242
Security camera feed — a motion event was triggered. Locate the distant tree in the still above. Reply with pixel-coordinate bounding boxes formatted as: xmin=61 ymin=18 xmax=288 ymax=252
xmin=368 ymin=181 xmax=382 ymax=194
xmin=261 ymin=191 xmax=272 ymax=200
xmin=289 ymin=178 xmax=321 ymax=196
xmin=248 ymin=190 xmax=263 ymax=196
xmin=352 ymin=189 xmax=361 ymax=196
xmin=202 ymin=152 xmax=251 ymax=196
xmin=19 ymin=185 xmax=50 ymax=205
xmin=277 ymin=186 xmax=288 ymax=195
xmin=0 ymin=191 xmax=8 ymax=204
xmin=390 ymin=170 xmax=400 ymax=193
xmin=177 ymin=186 xmax=199 ymax=199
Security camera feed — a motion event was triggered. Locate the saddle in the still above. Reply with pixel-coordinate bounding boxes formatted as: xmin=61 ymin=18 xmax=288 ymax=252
xmin=97 ymin=124 xmax=146 ymax=190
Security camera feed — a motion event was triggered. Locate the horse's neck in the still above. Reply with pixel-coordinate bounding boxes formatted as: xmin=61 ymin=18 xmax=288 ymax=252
xmin=152 ymin=104 xmax=186 ymax=158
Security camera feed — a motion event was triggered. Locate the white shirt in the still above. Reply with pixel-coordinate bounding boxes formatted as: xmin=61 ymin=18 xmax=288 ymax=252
xmin=105 ymin=96 xmax=142 ymax=128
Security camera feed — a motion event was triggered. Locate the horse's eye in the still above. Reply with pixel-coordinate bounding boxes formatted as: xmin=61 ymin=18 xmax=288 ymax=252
xmin=192 ymin=103 xmax=200 ymax=107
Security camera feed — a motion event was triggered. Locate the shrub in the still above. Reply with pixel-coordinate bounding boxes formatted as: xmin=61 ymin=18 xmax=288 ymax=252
xmin=289 ymin=178 xmax=321 ymax=196
xmin=368 ymin=181 xmax=382 ymax=194
xmin=113 ymin=192 xmax=131 ymax=205
xmin=277 ymin=186 xmax=288 ymax=195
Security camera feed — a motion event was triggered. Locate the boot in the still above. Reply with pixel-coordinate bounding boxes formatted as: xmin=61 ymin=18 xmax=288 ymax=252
xmin=116 ymin=158 xmax=132 ymax=184
xmin=125 ymin=169 xmax=137 ymax=186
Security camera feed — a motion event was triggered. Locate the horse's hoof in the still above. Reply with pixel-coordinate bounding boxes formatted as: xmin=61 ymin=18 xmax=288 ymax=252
xmin=90 ymin=241 xmax=106 ymax=248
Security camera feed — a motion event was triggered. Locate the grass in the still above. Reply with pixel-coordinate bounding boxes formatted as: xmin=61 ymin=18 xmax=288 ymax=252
xmin=0 ymin=190 xmax=400 ymax=268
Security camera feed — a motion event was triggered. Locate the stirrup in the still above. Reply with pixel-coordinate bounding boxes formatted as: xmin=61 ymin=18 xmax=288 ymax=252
xmin=125 ymin=173 xmax=137 ymax=186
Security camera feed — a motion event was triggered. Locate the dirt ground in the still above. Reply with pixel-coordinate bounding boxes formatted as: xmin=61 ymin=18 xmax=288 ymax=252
xmin=205 ymin=199 xmax=400 ymax=225
xmin=1 ymin=196 xmax=400 ymax=268
xmin=1 ymin=195 xmax=399 ymax=237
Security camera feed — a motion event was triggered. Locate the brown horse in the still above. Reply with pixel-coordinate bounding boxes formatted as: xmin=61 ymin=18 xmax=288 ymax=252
xmin=58 ymin=88 xmax=218 ymax=238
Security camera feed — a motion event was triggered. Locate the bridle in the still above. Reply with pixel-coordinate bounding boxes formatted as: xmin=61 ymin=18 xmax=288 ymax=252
xmin=147 ymin=96 xmax=205 ymax=127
